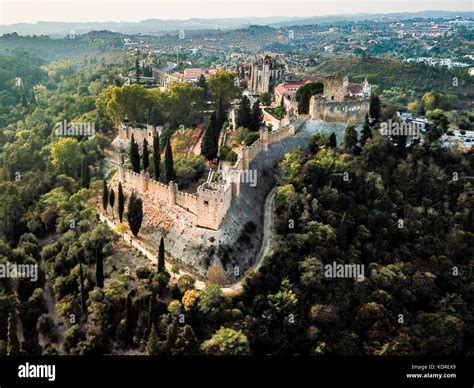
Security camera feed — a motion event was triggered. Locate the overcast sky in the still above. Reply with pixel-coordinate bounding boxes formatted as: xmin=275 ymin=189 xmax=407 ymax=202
xmin=0 ymin=0 xmax=472 ymax=25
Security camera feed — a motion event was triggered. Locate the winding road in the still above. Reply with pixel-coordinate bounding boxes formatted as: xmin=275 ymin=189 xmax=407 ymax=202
xmin=220 ymin=185 xmax=277 ymax=294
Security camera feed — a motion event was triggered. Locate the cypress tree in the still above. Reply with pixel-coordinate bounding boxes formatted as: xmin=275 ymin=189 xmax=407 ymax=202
xmin=118 ymin=182 xmax=125 ymax=223
xmin=157 ymin=237 xmax=165 ymax=273
xmin=21 ymin=93 xmax=28 ymax=108
xmin=124 ymin=291 xmax=133 ymax=341
xmin=337 ymin=213 xmax=349 ymax=249
xmin=31 ymin=87 xmax=37 ymax=105
xmin=369 ymin=93 xmax=381 ymax=123
xmin=143 ymin=138 xmax=149 ymax=172
xmin=147 ymin=294 xmax=154 ymax=331
xmin=361 ymin=113 xmax=372 ymax=147
xmin=164 ymin=138 xmax=175 ymax=184
xmin=201 ymin=113 xmax=218 ymax=161
xmin=249 ymin=99 xmax=263 ymax=131
xmin=237 ymin=95 xmax=251 ymax=128
xmin=96 ymin=254 xmax=104 ymax=288
xmin=7 ymin=312 xmax=19 ymax=355
xmin=102 ymin=180 xmax=108 ymax=213
xmin=79 ymin=261 xmax=88 ymax=317
xmin=81 ymin=156 xmax=90 ymax=189
xmin=344 ymin=125 xmax=359 ymax=154
xmin=127 ymin=191 xmax=143 ymax=236
xmin=109 ymin=188 xmax=115 ymax=218
xmin=216 ymin=95 xmax=226 ymax=130
xmin=130 ymin=135 xmax=141 ymax=173
xmin=198 ymin=74 xmax=209 ymax=100
xmin=135 ymin=58 xmax=140 ymax=84
xmin=201 ymin=126 xmax=217 ymax=161
xmin=328 ymin=132 xmax=337 ymax=148
xmin=152 ymin=133 xmax=160 ymax=181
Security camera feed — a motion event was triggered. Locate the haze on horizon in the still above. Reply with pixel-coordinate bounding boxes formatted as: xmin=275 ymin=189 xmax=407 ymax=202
xmin=0 ymin=0 xmax=472 ymax=25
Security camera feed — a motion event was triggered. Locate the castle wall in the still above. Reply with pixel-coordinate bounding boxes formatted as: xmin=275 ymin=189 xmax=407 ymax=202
xmin=323 ymin=77 xmax=346 ymax=102
xmin=310 ymin=97 xmax=369 ymax=123
xmin=176 ymin=190 xmax=198 ymax=215
xmin=124 ymin=170 xmax=142 ymax=189
xmin=196 ymin=183 xmax=232 ymax=230
xmin=116 ymin=115 xmax=303 ymax=231
xmin=118 ymin=124 xmax=160 ymax=147
xmin=147 ymin=178 xmax=171 ymax=201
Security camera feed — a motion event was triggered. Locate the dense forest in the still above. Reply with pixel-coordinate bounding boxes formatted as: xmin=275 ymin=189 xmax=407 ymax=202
xmin=239 ymin=133 xmax=474 ymax=355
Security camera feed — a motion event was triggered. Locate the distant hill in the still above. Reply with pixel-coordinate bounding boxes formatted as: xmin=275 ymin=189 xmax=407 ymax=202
xmin=310 ymin=57 xmax=474 ymax=108
xmin=1 ymin=11 xmax=473 ymax=37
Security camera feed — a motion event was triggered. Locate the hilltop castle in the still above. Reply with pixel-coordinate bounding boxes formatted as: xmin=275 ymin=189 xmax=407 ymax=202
xmin=308 ymin=75 xmax=371 ymax=122
xmin=274 ymin=73 xmax=371 ymax=122
xmin=114 ymin=119 xmax=303 ymax=230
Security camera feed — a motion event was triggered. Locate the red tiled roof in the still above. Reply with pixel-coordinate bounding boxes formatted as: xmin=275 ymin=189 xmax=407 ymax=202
xmin=276 ymin=81 xmax=307 ymax=95
xmin=348 ymin=83 xmax=363 ymax=94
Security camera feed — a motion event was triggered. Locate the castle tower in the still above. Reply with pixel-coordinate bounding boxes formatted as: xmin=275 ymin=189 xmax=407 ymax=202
xmin=343 ymin=76 xmax=349 ymax=96
xmin=118 ymin=153 xmax=126 ymax=183
xmin=140 ymin=171 xmax=149 ymax=192
xmin=260 ymin=127 xmax=269 ymax=150
xmin=168 ymin=181 xmax=177 ymax=205
xmin=243 ymin=147 xmax=250 ymax=170
xmin=196 ymin=182 xmax=232 ymax=230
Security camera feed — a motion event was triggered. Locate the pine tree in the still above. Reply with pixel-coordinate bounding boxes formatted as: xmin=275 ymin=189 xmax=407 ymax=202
xmin=249 ymin=99 xmax=263 ymax=131
xmin=360 ymin=113 xmax=372 ymax=147
xmin=118 ymin=182 xmax=125 ymax=223
xmin=143 ymin=138 xmax=149 ymax=172
xmin=152 ymin=133 xmax=160 ymax=181
xmin=130 ymin=135 xmax=141 ymax=173
xmin=7 ymin=312 xmax=19 ymax=355
xmin=164 ymin=138 xmax=175 ymax=184
xmin=237 ymin=95 xmax=251 ymax=128
xmin=328 ymin=132 xmax=337 ymax=148
xmin=344 ymin=125 xmax=359 ymax=154
xmin=109 ymin=188 xmax=115 ymax=218
xmin=127 ymin=191 xmax=143 ymax=236
xmin=81 ymin=156 xmax=90 ymax=189
xmin=369 ymin=93 xmax=381 ymax=123
xmin=96 ymin=254 xmax=104 ymax=288
xmin=102 ymin=180 xmax=108 ymax=213
xmin=157 ymin=237 xmax=165 ymax=273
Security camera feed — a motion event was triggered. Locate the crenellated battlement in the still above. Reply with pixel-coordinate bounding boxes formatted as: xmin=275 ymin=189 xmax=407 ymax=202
xmin=116 ymin=122 xmax=163 ymax=149
xmin=116 ymin=116 xmax=304 ymax=230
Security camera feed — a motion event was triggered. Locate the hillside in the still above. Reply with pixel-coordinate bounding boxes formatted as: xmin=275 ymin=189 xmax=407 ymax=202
xmin=310 ymin=57 xmax=474 ymax=108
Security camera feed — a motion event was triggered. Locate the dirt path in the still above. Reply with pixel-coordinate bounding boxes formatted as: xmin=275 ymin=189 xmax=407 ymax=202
xmin=220 ymin=185 xmax=277 ymax=294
